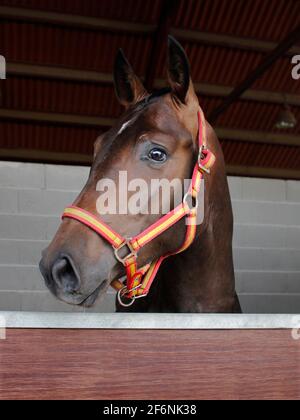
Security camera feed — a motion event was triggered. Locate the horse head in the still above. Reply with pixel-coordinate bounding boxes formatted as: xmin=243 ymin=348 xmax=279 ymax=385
xmin=40 ymin=36 xmax=215 ymax=308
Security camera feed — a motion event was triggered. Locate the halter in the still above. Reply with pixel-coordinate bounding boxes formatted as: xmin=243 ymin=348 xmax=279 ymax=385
xmin=62 ymin=108 xmax=215 ymax=307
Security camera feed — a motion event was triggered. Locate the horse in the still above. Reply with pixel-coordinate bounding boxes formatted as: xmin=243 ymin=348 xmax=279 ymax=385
xmin=40 ymin=36 xmax=241 ymax=313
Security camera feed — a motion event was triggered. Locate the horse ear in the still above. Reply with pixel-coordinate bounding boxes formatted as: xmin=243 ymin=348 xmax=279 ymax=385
xmin=114 ymin=49 xmax=148 ymax=108
xmin=167 ymin=36 xmax=192 ymax=105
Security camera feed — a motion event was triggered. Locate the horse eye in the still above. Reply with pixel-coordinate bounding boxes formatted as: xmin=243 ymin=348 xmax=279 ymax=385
xmin=148 ymin=148 xmax=167 ymax=163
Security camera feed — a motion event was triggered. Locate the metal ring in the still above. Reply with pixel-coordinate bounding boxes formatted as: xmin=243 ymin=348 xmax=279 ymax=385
xmin=117 ymin=286 xmax=137 ymax=308
xmin=183 ymin=192 xmax=199 ymax=211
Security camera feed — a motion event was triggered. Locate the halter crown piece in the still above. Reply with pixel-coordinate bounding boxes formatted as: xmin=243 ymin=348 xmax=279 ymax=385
xmin=62 ymin=108 xmax=216 ymax=307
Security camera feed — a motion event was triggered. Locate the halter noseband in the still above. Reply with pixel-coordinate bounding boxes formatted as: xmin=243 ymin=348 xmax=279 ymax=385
xmin=62 ymin=109 xmax=215 ymax=307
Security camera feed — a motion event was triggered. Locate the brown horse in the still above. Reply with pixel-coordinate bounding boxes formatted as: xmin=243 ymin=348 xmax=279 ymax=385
xmin=40 ymin=36 xmax=241 ymax=313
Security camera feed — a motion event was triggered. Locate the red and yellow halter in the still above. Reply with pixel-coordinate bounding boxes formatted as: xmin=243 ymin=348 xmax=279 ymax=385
xmin=62 ymin=108 xmax=215 ymax=307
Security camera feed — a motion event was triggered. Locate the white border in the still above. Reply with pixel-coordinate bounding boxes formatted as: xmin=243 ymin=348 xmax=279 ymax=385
xmin=1 ymin=312 xmax=300 ymax=330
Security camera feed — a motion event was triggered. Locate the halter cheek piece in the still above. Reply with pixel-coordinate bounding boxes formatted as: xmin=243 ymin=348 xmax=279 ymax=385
xmin=62 ymin=109 xmax=216 ymax=307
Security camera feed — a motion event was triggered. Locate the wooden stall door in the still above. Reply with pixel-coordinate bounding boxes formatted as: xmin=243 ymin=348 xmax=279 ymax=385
xmin=0 ymin=329 xmax=299 ymax=400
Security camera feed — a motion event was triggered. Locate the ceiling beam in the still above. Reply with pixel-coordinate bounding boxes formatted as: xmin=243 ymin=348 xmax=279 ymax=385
xmin=226 ymin=165 xmax=300 ymax=181
xmin=0 ymin=148 xmax=92 ymax=165
xmin=159 ymin=78 xmax=300 ymax=106
xmin=215 ymin=127 xmax=300 ymax=147
xmin=0 ymin=147 xmax=299 ymax=180
xmin=195 ymin=83 xmax=300 ymax=106
xmin=209 ymin=23 xmax=300 ymax=123
xmin=7 ymin=62 xmax=300 ymax=107
xmin=0 ymin=109 xmax=115 ymax=127
xmin=7 ymin=62 xmax=114 ymax=83
xmin=1 ymin=108 xmax=300 ymax=147
xmin=172 ymin=29 xmax=300 ymax=56
xmin=144 ymin=0 xmax=180 ymax=91
xmin=1 ymin=6 xmax=300 ymax=57
xmin=0 ymin=5 xmax=155 ymax=34
xmin=205 ymin=86 xmax=300 ymax=107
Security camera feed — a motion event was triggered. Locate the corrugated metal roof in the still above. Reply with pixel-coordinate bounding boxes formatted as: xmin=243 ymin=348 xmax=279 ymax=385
xmin=211 ymin=100 xmax=300 ymax=135
xmin=2 ymin=77 xmax=122 ymax=117
xmin=0 ymin=0 xmax=300 ymax=176
xmin=2 ymin=23 xmax=298 ymax=95
xmin=3 ymin=77 xmax=299 ymax=135
xmin=0 ymin=120 xmax=99 ymax=154
xmin=221 ymin=140 xmax=300 ymax=170
xmin=1 ymin=119 xmax=299 ymax=171
xmin=174 ymin=0 xmax=300 ymax=42
xmin=2 ymin=0 xmax=299 ymax=42
xmin=1 ymin=22 xmax=152 ymax=74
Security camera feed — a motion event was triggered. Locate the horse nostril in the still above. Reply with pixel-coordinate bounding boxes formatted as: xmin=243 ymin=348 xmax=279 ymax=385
xmin=51 ymin=256 xmax=80 ymax=294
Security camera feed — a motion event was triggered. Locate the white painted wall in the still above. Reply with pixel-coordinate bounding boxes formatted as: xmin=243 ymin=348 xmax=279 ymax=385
xmin=0 ymin=161 xmax=299 ymax=313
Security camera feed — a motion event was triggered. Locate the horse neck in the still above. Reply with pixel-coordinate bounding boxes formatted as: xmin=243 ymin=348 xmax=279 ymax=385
xmin=153 ymin=174 xmax=236 ymax=313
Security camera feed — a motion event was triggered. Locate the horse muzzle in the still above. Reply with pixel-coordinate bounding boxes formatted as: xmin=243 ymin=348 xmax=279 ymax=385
xmin=39 ymin=253 xmax=108 ymax=307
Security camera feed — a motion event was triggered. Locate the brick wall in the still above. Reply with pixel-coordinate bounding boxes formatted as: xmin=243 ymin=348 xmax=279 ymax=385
xmin=0 ymin=161 xmax=299 ymax=313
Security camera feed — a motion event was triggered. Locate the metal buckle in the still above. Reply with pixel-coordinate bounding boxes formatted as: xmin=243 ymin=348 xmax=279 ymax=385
xmin=183 ymin=192 xmax=199 ymax=211
xmin=114 ymin=240 xmax=137 ymax=264
xmin=198 ymin=145 xmax=211 ymax=174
